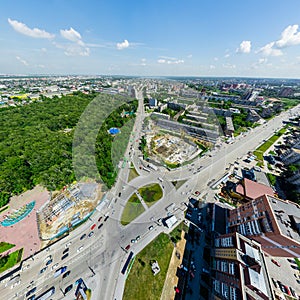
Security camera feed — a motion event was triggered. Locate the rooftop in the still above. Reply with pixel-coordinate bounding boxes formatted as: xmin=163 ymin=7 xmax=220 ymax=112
xmin=268 ymin=195 xmax=300 ymax=243
xmin=236 ymin=178 xmax=274 ymax=200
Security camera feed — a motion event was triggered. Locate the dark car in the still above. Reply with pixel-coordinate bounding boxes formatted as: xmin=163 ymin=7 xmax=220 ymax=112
xmin=27 ymin=295 xmax=36 ymax=300
xmin=98 ymin=216 xmax=102 ymax=222
xmin=61 ymin=253 xmax=69 ymax=260
xmin=40 ymin=267 xmax=47 ymax=274
xmin=104 ymin=216 xmax=109 ymax=222
xmin=125 ymin=245 xmax=130 ymax=251
xmin=63 ymin=248 xmax=69 ymax=254
xmin=98 ymin=223 xmax=103 ymax=229
xmin=62 ymin=270 xmax=71 ymax=279
xmin=46 ymin=259 xmax=53 ymax=266
xmin=64 ymin=284 xmax=73 ymax=294
xmin=80 ymin=234 xmax=86 ymax=240
xmin=88 ymin=231 xmax=94 ymax=238
xmin=26 ymin=287 xmax=36 ymax=297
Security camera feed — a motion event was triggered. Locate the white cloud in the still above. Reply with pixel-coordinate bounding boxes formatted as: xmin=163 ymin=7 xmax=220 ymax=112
xmin=117 ymin=39 xmax=129 ymax=50
xmin=276 ymin=24 xmax=300 ymax=48
xmin=187 ymin=54 xmax=192 ymax=58
xmin=8 ymin=18 xmax=54 ymax=39
xmin=209 ymin=65 xmax=216 ymax=69
xmin=60 ymin=27 xmax=82 ymax=42
xmin=258 ymin=42 xmax=283 ymax=57
xmin=258 ymin=58 xmax=268 ymax=64
xmin=224 ymin=53 xmax=230 ymax=58
xmin=57 ymin=27 xmax=90 ymax=56
xmin=214 ymin=57 xmax=219 ymax=61
xmin=222 ymin=63 xmax=236 ymax=69
xmin=16 ymin=56 xmax=28 ymax=66
xmin=158 ymin=57 xmax=184 ymax=64
xmin=236 ymin=40 xmax=251 ymax=53
xmin=140 ymin=58 xmax=147 ymax=66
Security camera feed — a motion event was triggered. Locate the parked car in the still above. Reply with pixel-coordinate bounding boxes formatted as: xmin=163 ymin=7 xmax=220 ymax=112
xmin=271 ymin=259 xmax=281 ymax=267
xmin=98 ymin=223 xmax=103 ymax=229
xmin=51 ymin=263 xmax=59 ymax=271
xmin=125 ymin=245 xmax=130 ymax=251
xmin=80 ymin=234 xmax=86 ymax=240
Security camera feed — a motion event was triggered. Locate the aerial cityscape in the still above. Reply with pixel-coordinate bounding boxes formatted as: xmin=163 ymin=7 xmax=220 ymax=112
xmin=1 ymin=1 xmax=300 ymax=300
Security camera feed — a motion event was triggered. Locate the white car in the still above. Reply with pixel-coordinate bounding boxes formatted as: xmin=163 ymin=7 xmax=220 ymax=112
xmin=65 ymin=242 xmax=72 ymax=248
xmin=77 ymin=246 xmax=84 ymax=253
xmin=51 ymin=263 xmax=59 ymax=271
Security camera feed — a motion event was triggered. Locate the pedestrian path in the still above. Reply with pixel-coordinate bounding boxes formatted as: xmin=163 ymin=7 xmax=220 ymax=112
xmin=135 ymin=191 xmax=149 ymax=210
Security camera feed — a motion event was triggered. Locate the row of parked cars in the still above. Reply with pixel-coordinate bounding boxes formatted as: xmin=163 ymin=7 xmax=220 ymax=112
xmin=272 ymin=278 xmax=298 ymax=298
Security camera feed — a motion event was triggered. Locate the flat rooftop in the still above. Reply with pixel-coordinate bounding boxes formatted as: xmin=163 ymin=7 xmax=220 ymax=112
xmin=268 ymin=195 xmax=300 ymax=243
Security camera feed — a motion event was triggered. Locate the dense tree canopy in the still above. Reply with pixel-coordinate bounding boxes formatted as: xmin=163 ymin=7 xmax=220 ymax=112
xmin=0 ymin=92 xmax=137 ymax=206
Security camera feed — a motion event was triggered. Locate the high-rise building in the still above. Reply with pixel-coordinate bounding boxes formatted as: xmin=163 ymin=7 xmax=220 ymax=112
xmin=212 ymin=232 xmax=274 ymax=300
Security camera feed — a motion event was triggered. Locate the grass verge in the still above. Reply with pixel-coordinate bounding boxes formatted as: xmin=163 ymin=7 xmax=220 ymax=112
xmin=254 ymin=127 xmax=287 ymax=164
xmin=128 ymin=166 xmax=139 ymax=182
xmin=0 ymin=242 xmax=15 ymax=254
xmin=121 ymin=193 xmax=145 ymax=226
xmin=123 ymin=233 xmax=174 ymax=300
xmin=0 ymin=248 xmax=23 ymax=273
xmin=171 ymin=180 xmax=187 ymax=190
xmin=138 ymin=183 xmax=163 ymax=207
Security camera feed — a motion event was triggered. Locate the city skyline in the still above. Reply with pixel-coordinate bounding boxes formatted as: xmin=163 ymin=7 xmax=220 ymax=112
xmin=2 ymin=0 xmax=300 ymax=78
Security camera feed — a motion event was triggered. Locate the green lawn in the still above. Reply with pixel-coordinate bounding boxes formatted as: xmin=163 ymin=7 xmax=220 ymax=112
xmin=0 ymin=242 xmax=15 ymax=254
xmin=254 ymin=128 xmax=287 ymax=164
xmin=138 ymin=183 xmax=163 ymax=207
xmin=0 ymin=248 xmax=23 ymax=273
xmin=121 ymin=193 xmax=145 ymax=226
xmin=128 ymin=166 xmax=139 ymax=182
xmin=123 ymin=233 xmax=174 ymax=300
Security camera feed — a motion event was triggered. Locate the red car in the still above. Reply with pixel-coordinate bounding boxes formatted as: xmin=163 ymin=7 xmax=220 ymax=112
xmin=125 ymin=245 xmax=130 ymax=251
xmin=90 ymin=224 xmax=96 ymax=230
xmin=271 ymin=259 xmax=281 ymax=267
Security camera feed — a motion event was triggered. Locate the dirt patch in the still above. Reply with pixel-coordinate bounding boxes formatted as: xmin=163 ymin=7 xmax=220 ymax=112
xmin=160 ymin=230 xmax=186 ymax=300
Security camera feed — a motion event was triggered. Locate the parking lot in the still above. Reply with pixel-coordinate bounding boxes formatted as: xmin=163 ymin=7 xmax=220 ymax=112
xmin=266 ymin=256 xmax=300 ymax=298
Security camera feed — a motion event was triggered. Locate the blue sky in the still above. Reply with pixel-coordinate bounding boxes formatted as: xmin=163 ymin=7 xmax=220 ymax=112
xmin=2 ymin=0 xmax=300 ymax=77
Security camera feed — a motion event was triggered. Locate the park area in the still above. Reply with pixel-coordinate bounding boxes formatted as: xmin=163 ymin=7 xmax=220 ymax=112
xmin=138 ymin=183 xmax=163 ymax=207
xmin=123 ymin=233 xmax=174 ymax=300
xmin=123 ymin=223 xmax=188 ymax=300
xmin=121 ymin=193 xmax=145 ymax=226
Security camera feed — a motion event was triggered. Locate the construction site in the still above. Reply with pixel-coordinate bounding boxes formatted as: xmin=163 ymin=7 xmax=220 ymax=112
xmin=150 ymin=134 xmax=201 ymax=165
xmin=37 ymin=182 xmax=102 ymax=241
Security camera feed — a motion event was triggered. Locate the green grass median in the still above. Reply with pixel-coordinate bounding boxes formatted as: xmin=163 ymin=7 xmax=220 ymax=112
xmin=138 ymin=183 xmax=163 ymax=207
xmin=121 ymin=193 xmax=145 ymax=226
